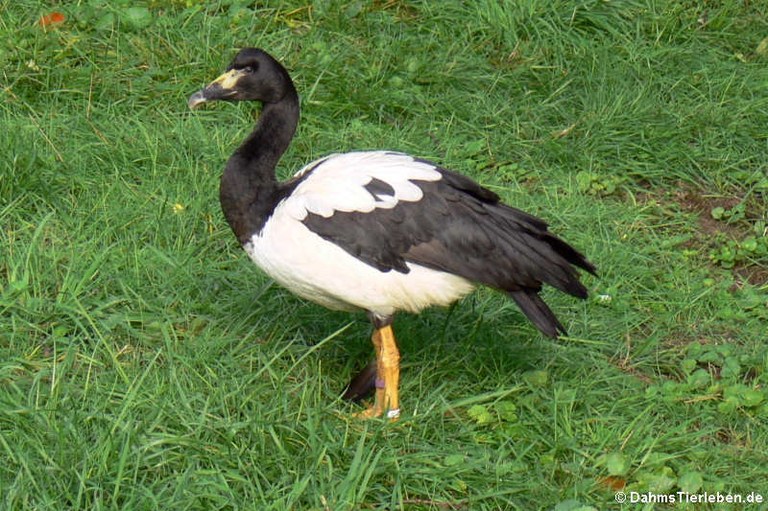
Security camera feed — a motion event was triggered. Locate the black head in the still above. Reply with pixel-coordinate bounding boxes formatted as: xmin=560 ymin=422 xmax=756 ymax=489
xmin=188 ymin=48 xmax=294 ymax=108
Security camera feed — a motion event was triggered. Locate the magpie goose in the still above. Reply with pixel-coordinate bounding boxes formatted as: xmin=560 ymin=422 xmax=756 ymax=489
xmin=188 ymin=48 xmax=596 ymax=419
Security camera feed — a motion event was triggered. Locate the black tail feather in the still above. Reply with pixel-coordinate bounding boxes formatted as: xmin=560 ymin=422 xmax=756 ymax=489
xmin=508 ymin=290 xmax=567 ymax=338
xmin=542 ymin=232 xmax=597 ymax=277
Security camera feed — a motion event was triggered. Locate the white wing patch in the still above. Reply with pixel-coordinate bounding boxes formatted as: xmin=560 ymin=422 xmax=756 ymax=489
xmin=283 ymin=151 xmax=442 ymax=220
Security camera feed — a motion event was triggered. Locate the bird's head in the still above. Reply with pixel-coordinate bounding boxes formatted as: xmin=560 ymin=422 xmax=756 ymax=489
xmin=188 ymin=48 xmax=293 ymax=109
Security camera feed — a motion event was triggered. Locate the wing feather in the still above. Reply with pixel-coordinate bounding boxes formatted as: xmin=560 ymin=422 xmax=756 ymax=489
xmin=286 ymin=151 xmax=595 ymax=336
xmin=284 ymin=151 xmax=441 ymax=220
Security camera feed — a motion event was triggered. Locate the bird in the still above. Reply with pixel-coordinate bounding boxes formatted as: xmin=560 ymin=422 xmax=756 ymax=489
xmin=188 ymin=48 xmax=596 ymax=420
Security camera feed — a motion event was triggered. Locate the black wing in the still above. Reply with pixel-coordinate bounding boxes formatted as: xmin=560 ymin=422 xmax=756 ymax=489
xmin=302 ymin=163 xmax=595 ymax=337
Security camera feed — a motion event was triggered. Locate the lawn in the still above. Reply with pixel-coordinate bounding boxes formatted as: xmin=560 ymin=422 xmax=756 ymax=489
xmin=1 ymin=1 xmax=767 ymax=509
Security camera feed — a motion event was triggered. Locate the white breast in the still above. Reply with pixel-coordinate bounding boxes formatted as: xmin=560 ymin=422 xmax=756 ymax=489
xmin=245 ymin=217 xmax=474 ymax=315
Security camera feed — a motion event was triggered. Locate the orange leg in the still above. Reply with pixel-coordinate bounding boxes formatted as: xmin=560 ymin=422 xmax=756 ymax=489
xmin=356 ymin=324 xmax=401 ymax=420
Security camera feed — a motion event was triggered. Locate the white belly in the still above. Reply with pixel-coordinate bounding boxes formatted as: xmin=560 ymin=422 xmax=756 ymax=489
xmin=244 ymin=209 xmax=475 ymax=316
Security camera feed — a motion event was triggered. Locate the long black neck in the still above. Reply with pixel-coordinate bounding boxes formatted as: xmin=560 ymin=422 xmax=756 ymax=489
xmin=220 ymin=86 xmax=300 ymax=244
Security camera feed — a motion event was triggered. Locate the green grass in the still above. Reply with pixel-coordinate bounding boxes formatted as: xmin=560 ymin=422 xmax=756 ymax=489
xmin=2 ymin=1 xmax=767 ymax=509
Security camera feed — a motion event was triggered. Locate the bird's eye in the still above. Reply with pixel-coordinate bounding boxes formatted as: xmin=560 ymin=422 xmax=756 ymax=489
xmin=241 ymin=64 xmax=257 ymax=73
